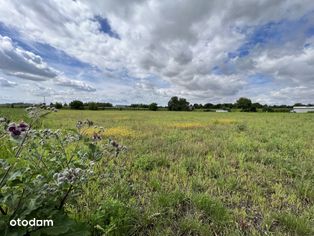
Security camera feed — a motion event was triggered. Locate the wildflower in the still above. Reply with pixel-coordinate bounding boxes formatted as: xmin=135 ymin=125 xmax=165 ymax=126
xmin=53 ymin=168 xmax=84 ymax=185
xmin=104 ymin=127 xmax=135 ymax=137
xmin=18 ymin=122 xmax=29 ymax=132
xmin=109 ymin=139 xmax=119 ymax=148
xmin=7 ymin=122 xmax=29 ymax=140
xmin=84 ymin=119 xmax=94 ymax=127
xmin=26 ymin=106 xmax=46 ymax=118
xmin=25 ymin=106 xmax=36 ymax=112
xmin=92 ymin=132 xmax=102 ymax=141
xmin=109 ymin=138 xmax=127 ymax=157
xmin=0 ymin=117 xmax=7 ymax=123
xmin=76 ymin=120 xmax=83 ymax=129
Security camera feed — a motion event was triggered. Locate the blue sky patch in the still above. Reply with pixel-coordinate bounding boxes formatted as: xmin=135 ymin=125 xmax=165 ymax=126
xmin=248 ymin=74 xmax=273 ymax=85
xmin=94 ymin=16 xmax=120 ymax=39
xmin=229 ymin=12 xmax=314 ymax=59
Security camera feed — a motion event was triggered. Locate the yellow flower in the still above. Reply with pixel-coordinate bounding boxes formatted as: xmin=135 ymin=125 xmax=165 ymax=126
xmin=213 ymin=119 xmax=237 ymax=125
xmin=104 ymin=127 xmax=135 ymax=137
xmin=169 ymin=122 xmax=206 ymax=129
xmin=82 ymin=127 xmax=135 ymax=138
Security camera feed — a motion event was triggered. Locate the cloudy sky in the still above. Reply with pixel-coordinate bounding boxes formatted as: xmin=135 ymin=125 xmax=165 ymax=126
xmin=0 ymin=0 xmax=314 ymax=105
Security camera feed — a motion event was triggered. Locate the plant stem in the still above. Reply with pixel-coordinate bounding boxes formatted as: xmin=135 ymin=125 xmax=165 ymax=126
xmin=66 ymin=141 xmax=80 ymax=167
xmin=14 ymin=125 xmax=31 ymax=157
xmin=10 ymin=188 xmax=25 ymax=219
xmin=0 ymin=206 xmax=7 ymax=215
xmin=58 ymin=185 xmax=73 ymax=210
xmin=0 ymin=164 xmax=15 ymax=188
xmin=0 ymin=131 xmax=29 ymax=188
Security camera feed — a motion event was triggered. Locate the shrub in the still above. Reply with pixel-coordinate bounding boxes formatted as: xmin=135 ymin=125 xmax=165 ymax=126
xmin=148 ymin=103 xmax=158 ymax=111
xmin=0 ymin=106 xmax=125 ymax=235
xmin=69 ymin=100 xmax=84 ymax=110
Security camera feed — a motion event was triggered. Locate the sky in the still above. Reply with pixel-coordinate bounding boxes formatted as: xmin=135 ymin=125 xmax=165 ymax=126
xmin=0 ymin=0 xmax=314 ymax=105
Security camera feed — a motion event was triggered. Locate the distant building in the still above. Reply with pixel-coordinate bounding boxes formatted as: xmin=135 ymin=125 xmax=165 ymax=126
xmin=291 ymin=106 xmax=314 ymax=113
xmin=216 ymin=109 xmax=229 ymax=113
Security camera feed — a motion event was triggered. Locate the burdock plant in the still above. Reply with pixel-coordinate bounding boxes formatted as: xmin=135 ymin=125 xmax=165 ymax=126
xmin=0 ymin=106 xmax=124 ymax=235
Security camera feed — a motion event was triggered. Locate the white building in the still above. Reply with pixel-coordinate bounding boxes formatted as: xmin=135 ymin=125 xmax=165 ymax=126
xmin=216 ymin=109 xmax=229 ymax=113
xmin=291 ymin=106 xmax=314 ymax=113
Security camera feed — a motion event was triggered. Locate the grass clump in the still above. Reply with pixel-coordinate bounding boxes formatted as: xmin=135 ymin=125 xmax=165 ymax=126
xmin=273 ymin=213 xmax=313 ymax=236
xmin=94 ymin=198 xmax=140 ymax=236
xmin=134 ymin=154 xmax=169 ymax=171
xmin=192 ymin=193 xmax=231 ymax=227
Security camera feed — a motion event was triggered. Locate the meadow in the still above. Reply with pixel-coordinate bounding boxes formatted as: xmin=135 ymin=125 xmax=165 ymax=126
xmin=0 ymin=108 xmax=313 ymax=235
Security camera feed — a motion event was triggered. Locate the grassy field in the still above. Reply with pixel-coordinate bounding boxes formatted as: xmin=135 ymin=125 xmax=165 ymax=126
xmin=1 ymin=108 xmax=314 ymax=235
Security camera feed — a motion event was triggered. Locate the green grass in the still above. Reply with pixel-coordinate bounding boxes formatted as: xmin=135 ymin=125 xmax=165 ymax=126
xmin=1 ymin=108 xmax=314 ymax=235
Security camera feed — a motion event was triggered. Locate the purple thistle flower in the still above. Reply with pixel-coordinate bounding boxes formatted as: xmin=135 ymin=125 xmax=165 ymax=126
xmin=17 ymin=122 xmax=29 ymax=132
xmin=12 ymin=129 xmax=21 ymax=136
xmin=92 ymin=132 xmax=102 ymax=141
xmin=7 ymin=123 xmax=16 ymax=132
xmin=7 ymin=122 xmax=29 ymax=140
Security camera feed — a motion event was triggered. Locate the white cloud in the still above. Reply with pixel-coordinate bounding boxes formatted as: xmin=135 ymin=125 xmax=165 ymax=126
xmin=254 ymin=47 xmax=314 ymax=84
xmin=55 ymin=77 xmax=96 ymax=92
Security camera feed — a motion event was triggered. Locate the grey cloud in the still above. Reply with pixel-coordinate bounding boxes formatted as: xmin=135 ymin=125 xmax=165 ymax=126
xmin=0 ymin=78 xmax=17 ymax=87
xmin=0 ymin=35 xmax=58 ymax=81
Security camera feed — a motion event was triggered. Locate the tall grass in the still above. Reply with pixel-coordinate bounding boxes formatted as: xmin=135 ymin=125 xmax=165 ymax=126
xmin=1 ymin=108 xmax=313 ymax=235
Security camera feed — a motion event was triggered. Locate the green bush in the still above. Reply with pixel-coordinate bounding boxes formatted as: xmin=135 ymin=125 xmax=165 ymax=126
xmin=69 ymin=100 xmax=84 ymax=110
xmin=0 ymin=107 xmax=123 ymax=235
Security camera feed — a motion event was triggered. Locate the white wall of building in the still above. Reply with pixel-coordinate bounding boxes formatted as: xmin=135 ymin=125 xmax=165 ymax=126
xmin=292 ymin=107 xmax=314 ymax=113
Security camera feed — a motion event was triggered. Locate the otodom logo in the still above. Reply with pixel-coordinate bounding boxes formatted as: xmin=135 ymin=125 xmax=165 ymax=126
xmin=10 ymin=218 xmax=53 ymax=227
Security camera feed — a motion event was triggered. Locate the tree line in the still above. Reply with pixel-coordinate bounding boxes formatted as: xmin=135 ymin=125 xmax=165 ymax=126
xmin=166 ymin=96 xmax=312 ymax=112
xmin=46 ymin=97 xmax=312 ymax=112
xmin=3 ymin=97 xmax=311 ymax=112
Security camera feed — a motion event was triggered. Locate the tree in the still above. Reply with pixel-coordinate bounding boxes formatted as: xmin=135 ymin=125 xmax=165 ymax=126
xmin=168 ymin=96 xmax=190 ymax=111
xmin=193 ymin=103 xmax=203 ymax=109
xmin=88 ymin=102 xmax=98 ymax=110
xmin=69 ymin=100 xmax=84 ymax=110
xmin=130 ymin=104 xmax=149 ymax=108
xmin=148 ymin=103 xmax=158 ymax=111
xmin=204 ymin=103 xmax=214 ymax=109
xmin=55 ymin=102 xmax=63 ymax=109
xmin=236 ymin=97 xmax=252 ymax=111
